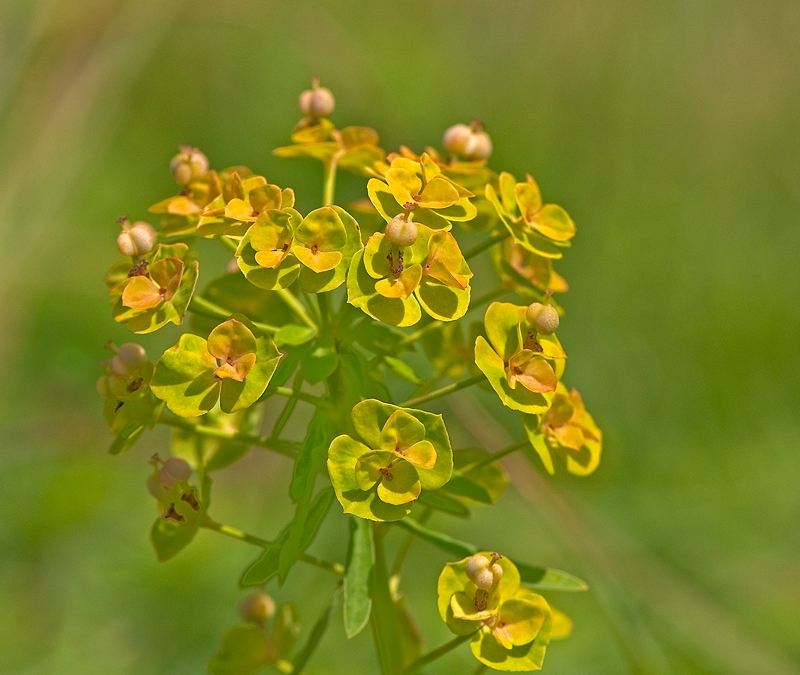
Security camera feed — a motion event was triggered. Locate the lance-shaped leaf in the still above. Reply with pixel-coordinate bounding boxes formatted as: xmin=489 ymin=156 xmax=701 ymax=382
xmin=344 ymin=517 xmax=374 ymax=638
xmin=151 ymin=317 xmax=281 ymax=417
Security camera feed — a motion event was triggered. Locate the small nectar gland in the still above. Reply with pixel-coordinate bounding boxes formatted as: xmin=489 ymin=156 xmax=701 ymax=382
xmin=526 ymin=302 xmax=559 ymax=335
xmin=384 ymin=213 xmax=419 ymax=247
xmin=170 ymin=145 xmax=209 ymax=186
xmin=298 ymin=77 xmax=335 ymax=119
xmin=442 ymin=119 xmax=493 ymax=161
xmin=117 ymin=221 xmax=156 ymax=257
xmin=239 ymin=592 xmax=276 ymax=624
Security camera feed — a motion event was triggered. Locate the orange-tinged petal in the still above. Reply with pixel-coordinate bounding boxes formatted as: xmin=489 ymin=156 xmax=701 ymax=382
xmin=417 ymin=176 xmax=460 ymax=209
xmin=375 ymin=264 xmax=422 ymax=299
xmin=292 ymin=246 xmax=342 ymax=272
xmin=402 ymin=440 xmax=436 ymax=469
xmin=149 ymin=257 xmax=184 ymax=300
xmin=122 ymin=276 xmax=162 ymax=309
xmin=225 ymin=198 xmax=258 ymax=222
xmin=254 ymin=249 xmax=290 ymax=269
xmin=207 ymin=318 xmax=257 ymax=361
xmin=508 ymin=352 xmax=557 ymax=393
xmin=554 ymin=423 xmax=585 ymax=450
xmin=213 ymin=352 xmax=256 ymax=382
xmin=514 ymin=175 xmax=543 ymax=221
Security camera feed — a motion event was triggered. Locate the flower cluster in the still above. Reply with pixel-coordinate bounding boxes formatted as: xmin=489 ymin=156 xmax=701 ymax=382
xmin=98 ymin=78 xmax=603 ymax=673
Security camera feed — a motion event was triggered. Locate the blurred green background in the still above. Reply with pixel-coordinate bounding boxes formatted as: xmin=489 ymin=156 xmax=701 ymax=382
xmin=1 ymin=1 xmax=799 ymax=673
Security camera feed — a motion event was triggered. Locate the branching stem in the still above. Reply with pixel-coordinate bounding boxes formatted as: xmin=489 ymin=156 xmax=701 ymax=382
xmin=188 ymin=295 xmax=279 ymax=334
xmin=400 ymin=374 xmax=484 ymax=408
xmin=402 ymin=633 xmax=476 ymax=674
xmin=201 ymin=518 xmax=345 ymax=576
xmin=464 ymin=228 xmax=511 ymax=260
xmin=277 ymin=289 xmax=317 ymax=330
xmin=458 ymin=438 xmax=529 ymax=473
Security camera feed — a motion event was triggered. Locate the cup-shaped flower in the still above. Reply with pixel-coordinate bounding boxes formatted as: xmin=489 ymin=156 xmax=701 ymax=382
xmin=327 ymin=399 xmax=453 ymax=522
xmin=523 ymin=384 xmax=602 ymax=476
xmin=437 ymin=553 xmax=554 ymax=671
xmin=151 ymin=317 xmax=281 ymax=417
xmin=196 ymin=171 xmax=295 ymax=238
xmin=106 ymin=243 xmax=199 ymax=334
xmin=347 ymin=224 xmax=472 ymax=326
xmin=486 ymin=172 xmax=575 ymax=260
xmin=236 ymin=206 xmax=362 ymax=293
xmin=367 ymin=153 xmax=477 ymax=231
xmin=475 ymin=302 xmax=567 ymax=414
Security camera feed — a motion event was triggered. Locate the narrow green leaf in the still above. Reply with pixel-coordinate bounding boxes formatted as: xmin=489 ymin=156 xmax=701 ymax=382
xmin=275 ymin=324 xmax=317 ymax=347
xmin=290 ymin=413 xmax=331 ymax=502
xmin=344 ymin=517 xmax=374 ymax=639
xmin=516 ymin=562 xmax=589 ymax=592
xmin=441 ymin=475 xmax=493 ymax=504
xmin=371 ymin=528 xmax=405 ymax=675
xmin=291 ymin=586 xmax=342 ymax=674
xmin=395 ymin=518 xmax=477 ymax=558
xmin=382 ymin=356 xmax=422 ymax=385
xmin=416 ymin=490 xmax=471 ymax=518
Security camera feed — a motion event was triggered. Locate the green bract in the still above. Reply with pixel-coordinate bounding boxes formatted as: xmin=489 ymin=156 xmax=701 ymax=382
xmin=327 ymin=399 xmax=453 ymax=521
xmin=486 ymin=172 xmax=575 ymax=259
xmin=523 ymin=383 xmax=602 ymax=476
xmin=151 ymin=317 xmax=281 ymax=417
xmin=474 ymin=302 xmax=566 ymax=414
xmin=107 ymin=243 xmax=199 ymax=334
xmin=347 ymin=225 xmax=472 ymax=326
xmin=236 ymin=205 xmax=361 ymax=292
xmin=438 ymin=554 xmax=554 ymax=671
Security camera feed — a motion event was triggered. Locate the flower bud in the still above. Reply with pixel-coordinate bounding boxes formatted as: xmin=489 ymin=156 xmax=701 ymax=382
xmin=170 ymin=145 xmax=209 ymax=186
xmin=117 ymin=221 xmax=156 ymax=257
xmin=239 ymin=592 xmax=276 ymax=624
xmin=526 ymin=302 xmax=559 ymax=335
xmin=442 ymin=121 xmax=492 ymax=161
xmin=465 ymin=554 xmax=490 ymax=582
xmin=384 ymin=214 xmax=419 ymax=247
xmin=299 ymin=78 xmax=335 ymax=119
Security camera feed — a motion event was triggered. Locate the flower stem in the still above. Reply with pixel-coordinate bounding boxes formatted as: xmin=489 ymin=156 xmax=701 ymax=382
xmin=322 ymin=155 xmax=340 ymax=206
xmin=390 ymin=507 xmax=432 ymax=577
xmin=402 ymin=633 xmax=476 ymax=674
xmin=157 ymin=411 xmax=301 ymax=460
xmin=188 ymin=295 xmax=279 ymax=334
xmin=470 ymin=284 xmax=511 ymax=310
xmin=201 ymin=518 xmax=345 ymax=576
xmin=464 ymin=228 xmax=511 ymax=260
xmin=458 ymin=438 xmax=530 ymax=473
xmin=400 ymin=374 xmax=485 ymax=408
xmin=219 ymin=236 xmax=238 ymax=254
xmin=277 ymin=289 xmax=317 ymax=330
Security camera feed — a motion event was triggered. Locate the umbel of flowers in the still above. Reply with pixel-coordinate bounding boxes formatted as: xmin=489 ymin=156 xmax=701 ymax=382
xmin=98 ymin=78 xmax=603 ymax=673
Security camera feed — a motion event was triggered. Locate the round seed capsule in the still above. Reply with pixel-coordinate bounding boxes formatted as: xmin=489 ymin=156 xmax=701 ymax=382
xmin=117 ymin=343 xmax=148 ymax=369
xmin=239 ymin=592 xmax=276 ymax=624
xmin=299 ymin=81 xmax=335 ymax=119
xmin=170 ymin=146 xmax=209 ymax=186
xmin=442 ymin=122 xmax=492 ymax=161
xmin=465 ymin=554 xmax=490 ymax=583
xmin=117 ymin=221 xmax=156 ymax=257
xmin=526 ymin=302 xmax=560 ymax=335
xmin=473 ymin=567 xmax=495 ymax=590
xmin=490 ymin=563 xmax=503 ymax=583
xmin=162 ymin=457 xmax=192 ymax=483
xmin=384 ymin=214 xmax=419 ymax=247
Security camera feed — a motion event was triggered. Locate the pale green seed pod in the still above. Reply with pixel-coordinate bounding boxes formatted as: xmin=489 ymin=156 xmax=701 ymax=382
xmin=117 ymin=221 xmax=156 ymax=257
xmin=299 ymin=79 xmax=335 ymax=119
xmin=239 ymin=592 xmax=276 ymax=624
xmin=526 ymin=302 xmax=560 ymax=335
xmin=170 ymin=146 xmax=209 ymax=186
xmin=384 ymin=214 xmax=419 ymax=247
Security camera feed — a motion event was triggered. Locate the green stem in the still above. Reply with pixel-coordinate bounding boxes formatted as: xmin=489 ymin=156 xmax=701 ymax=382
xmin=400 ymin=374 xmax=484 ymax=408
xmin=158 ymin=412 xmax=302 ymax=460
xmin=458 ymin=438 xmax=529 ymax=473
xmin=219 ymin=236 xmax=239 ymax=254
xmin=397 ymin=320 xmax=442 ymax=348
xmin=464 ymin=228 xmax=511 ymax=260
xmin=390 ymin=507 xmax=432 ymax=577
xmin=201 ymin=518 xmax=345 ymax=576
xmin=470 ymin=284 xmax=511 ymax=310
xmin=393 ymin=518 xmax=476 ymax=558
xmin=403 ymin=633 xmax=476 ymax=675
xmin=271 ymin=376 xmax=304 ymax=438
xmin=277 ymin=289 xmax=317 ymax=330
xmin=317 ymin=292 xmax=332 ymax=333
xmin=188 ymin=296 xmax=279 ymax=334
xmin=322 ymin=155 xmax=340 ymax=207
